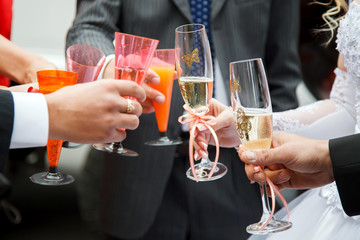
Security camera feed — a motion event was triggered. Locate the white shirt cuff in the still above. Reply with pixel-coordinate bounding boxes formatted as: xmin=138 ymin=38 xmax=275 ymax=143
xmin=10 ymin=92 xmax=49 ymax=149
xmin=97 ymin=54 xmax=115 ymax=80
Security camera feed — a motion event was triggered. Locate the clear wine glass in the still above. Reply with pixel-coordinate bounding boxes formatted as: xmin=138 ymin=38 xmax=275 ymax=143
xmin=30 ymin=70 xmax=78 ymax=185
xmin=93 ymin=32 xmax=159 ymax=156
xmin=175 ymin=23 xmax=227 ymax=181
xmin=64 ymin=44 xmax=106 ymax=149
xmin=145 ymin=49 xmax=182 ymax=146
xmin=230 ymin=58 xmax=292 ymax=234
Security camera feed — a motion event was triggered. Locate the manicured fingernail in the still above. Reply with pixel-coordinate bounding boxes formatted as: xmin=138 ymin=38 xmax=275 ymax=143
xmin=152 ymin=77 xmax=160 ymax=84
xmin=201 ymin=142 xmax=207 ymax=149
xmin=197 ymin=123 xmax=207 ymax=131
xmin=254 ymin=166 xmax=260 ymax=173
xmin=27 ymin=87 xmax=33 ymax=92
xmin=155 ymin=95 xmax=165 ymax=104
xmin=279 ymin=171 xmax=290 ymax=182
xmin=200 ymin=150 xmax=208 ymax=159
xmin=245 ymin=151 xmax=257 ymax=160
xmin=250 ymin=180 xmax=255 ymax=184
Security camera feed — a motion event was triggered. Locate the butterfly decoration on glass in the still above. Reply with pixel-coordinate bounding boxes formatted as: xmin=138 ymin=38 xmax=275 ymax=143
xmin=230 ymin=58 xmax=291 ymax=234
xmin=176 ymin=23 xmax=227 ymax=182
xmin=30 ymin=70 xmax=78 ymax=186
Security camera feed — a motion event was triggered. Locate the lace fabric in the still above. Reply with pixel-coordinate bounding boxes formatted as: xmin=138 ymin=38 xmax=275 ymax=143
xmin=270 ymin=0 xmax=359 ymax=220
xmin=273 ymin=68 xmax=356 ymax=140
xmin=336 ymin=0 xmax=360 ymax=132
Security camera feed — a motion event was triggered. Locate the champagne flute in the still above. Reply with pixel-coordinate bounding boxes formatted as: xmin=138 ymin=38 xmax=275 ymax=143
xmin=93 ymin=32 xmax=159 ymax=156
xmin=145 ymin=49 xmax=182 ymax=146
xmin=175 ymin=23 xmax=227 ymax=181
xmin=64 ymin=44 xmax=106 ymax=148
xmin=230 ymin=58 xmax=292 ymax=234
xmin=30 ymin=70 xmax=78 ymax=185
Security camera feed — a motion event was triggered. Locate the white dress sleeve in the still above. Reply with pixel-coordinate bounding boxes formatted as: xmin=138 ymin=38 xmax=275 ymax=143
xmin=273 ymin=68 xmax=356 ymax=140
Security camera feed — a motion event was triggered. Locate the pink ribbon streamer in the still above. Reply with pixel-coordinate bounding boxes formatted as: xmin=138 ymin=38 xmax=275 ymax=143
xmin=239 ymin=145 xmax=290 ymax=231
xmin=178 ymin=105 xmax=220 ymax=182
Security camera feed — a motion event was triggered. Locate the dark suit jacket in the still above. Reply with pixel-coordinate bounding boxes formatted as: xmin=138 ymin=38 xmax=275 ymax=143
xmin=67 ymin=0 xmax=302 ymax=238
xmin=0 ymin=90 xmax=14 ymax=171
xmin=329 ymin=134 xmax=360 ymax=217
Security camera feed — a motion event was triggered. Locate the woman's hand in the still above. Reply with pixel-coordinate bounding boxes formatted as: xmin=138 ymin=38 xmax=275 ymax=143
xmin=191 ymin=98 xmax=240 ymax=160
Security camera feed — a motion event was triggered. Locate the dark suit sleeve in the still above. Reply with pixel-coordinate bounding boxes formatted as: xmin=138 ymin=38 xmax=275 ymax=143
xmin=0 ymin=90 xmax=14 ymax=171
xmin=66 ymin=0 xmax=121 ymax=55
xmin=265 ymin=0 xmax=302 ymax=112
xmin=329 ymin=133 xmax=360 ymax=216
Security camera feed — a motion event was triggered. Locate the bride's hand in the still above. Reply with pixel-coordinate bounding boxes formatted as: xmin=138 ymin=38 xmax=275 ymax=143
xmin=190 ymin=98 xmax=240 ymax=160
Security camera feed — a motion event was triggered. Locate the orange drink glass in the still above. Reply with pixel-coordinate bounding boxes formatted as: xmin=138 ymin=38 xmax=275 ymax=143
xmin=30 ymin=70 xmax=78 ymax=186
xmin=145 ymin=49 xmax=182 ymax=146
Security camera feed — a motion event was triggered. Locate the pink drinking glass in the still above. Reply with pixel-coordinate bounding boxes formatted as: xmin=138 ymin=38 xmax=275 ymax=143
xmin=93 ymin=32 xmax=159 ymax=156
xmin=65 ymin=44 xmax=106 ymax=148
xmin=66 ymin=44 xmax=106 ymax=83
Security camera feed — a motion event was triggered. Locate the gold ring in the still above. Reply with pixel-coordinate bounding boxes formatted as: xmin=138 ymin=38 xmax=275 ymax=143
xmin=126 ymin=99 xmax=135 ymax=114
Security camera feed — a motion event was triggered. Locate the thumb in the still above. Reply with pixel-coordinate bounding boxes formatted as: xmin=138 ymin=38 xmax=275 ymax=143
xmin=239 ymin=148 xmax=282 ymax=167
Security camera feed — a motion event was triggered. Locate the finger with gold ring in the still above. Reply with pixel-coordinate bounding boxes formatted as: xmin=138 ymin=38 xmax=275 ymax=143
xmin=126 ymin=99 xmax=135 ymax=114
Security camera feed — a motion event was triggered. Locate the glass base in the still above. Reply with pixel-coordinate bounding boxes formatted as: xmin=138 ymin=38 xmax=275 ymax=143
xmin=246 ymin=220 xmax=292 ymax=235
xmin=93 ymin=143 xmax=139 ymax=157
xmin=186 ymin=161 xmax=227 ymax=182
xmin=145 ymin=136 xmax=183 ymax=146
xmin=29 ymin=172 xmax=74 ymax=186
xmin=62 ymin=141 xmax=82 ymax=149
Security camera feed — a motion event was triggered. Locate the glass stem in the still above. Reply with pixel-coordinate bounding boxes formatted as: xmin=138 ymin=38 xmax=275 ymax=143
xmin=48 ymin=166 xmax=57 ymax=174
xmin=200 ymin=157 xmax=211 ymax=166
xmin=112 ymin=142 xmax=124 ymax=151
xmin=259 ymin=183 xmax=273 ymax=222
xmin=159 ymin=131 xmax=167 ymax=138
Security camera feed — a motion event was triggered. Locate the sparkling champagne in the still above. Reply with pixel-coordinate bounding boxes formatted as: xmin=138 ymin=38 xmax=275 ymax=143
xmin=178 ymin=77 xmax=213 ymax=111
xmin=234 ymin=108 xmax=272 ymax=149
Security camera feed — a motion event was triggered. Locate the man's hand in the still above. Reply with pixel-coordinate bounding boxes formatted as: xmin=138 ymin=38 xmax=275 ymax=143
xmin=239 ymin=132 xmax=334 ymax=190
xmin=103 ymin=58 xmax=165 ymax=113
xmin=45 ymin=80 xmax=146 ymax=143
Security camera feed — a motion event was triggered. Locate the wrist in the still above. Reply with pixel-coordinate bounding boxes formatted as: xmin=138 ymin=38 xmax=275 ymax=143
xmin=44 ymin=93 xmax=63 ymax=140
xmin=320 ymin=140 xmax=334 ymax=182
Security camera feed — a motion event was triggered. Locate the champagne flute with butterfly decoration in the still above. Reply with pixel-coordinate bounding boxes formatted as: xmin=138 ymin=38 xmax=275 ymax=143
xmin=176 ymin=23 xmax=227 ymax=182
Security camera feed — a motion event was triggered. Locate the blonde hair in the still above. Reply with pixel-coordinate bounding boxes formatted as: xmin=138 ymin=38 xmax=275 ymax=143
xmin=313 ymin=0 xmax=349 ymax=45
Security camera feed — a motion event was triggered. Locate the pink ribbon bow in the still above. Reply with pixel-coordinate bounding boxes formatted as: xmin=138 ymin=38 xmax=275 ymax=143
xmin=178 ymin=105 xmax=220 ymax=182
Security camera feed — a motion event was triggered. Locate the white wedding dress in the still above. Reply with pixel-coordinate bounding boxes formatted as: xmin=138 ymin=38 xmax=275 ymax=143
xmin=249 ymin=1 xmax=360 ymax=239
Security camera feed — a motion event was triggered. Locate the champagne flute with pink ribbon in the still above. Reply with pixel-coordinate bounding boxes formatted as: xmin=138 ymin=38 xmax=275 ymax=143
xmin=230 ymin=58 xmax=292 ymax=234
xmin=65 ymin=44 xmax=106 ymax=148
xmin=93 ymin=32 xmax=159 ymax=156
xmin=176 ymin=24 xmax=227 ymax=182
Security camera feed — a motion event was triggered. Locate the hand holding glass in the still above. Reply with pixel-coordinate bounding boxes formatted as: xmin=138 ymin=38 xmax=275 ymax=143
xmin=93 ymin=33 xmax=158 ymax=156
xmin=230 ymin=58 xmax=292 ymax=234
xmin=175 ymin=24 xmax=227 ymax=181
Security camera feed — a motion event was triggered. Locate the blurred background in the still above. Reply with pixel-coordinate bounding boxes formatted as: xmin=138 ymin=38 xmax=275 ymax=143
xmin=0 ymin=0 xmax=337 ymax=239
